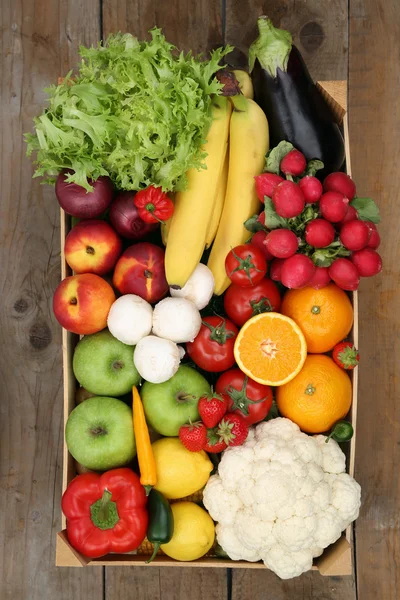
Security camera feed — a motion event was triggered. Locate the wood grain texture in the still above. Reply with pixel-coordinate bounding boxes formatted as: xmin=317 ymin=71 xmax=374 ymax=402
xmin=0 ymin=1 xmax=103 ymax=599
xmin=349 ymin=0 xmax=400 ymax=598
xmin=231 ymin=570 xmax=356 ymax=600
xmin=225 ymin=0 xmax=348 ymax=81
xmin=102 ymin=0 xmax=223 ymax=53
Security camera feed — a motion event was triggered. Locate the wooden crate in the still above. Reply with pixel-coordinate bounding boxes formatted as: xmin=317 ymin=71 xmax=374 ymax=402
xmin=56 ymin=81 xmax=357 ymax=576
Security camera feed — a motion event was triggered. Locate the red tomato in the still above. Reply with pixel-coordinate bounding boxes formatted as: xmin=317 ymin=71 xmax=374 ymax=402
xmin=186 ymin=316 xmax=238 ymax=373
xmin=223 ymin=278 xmax=281 ymax=327
xmin=225 ymin=244 xmax=267 ymax=287
xmin=215 ymin=369 xmax=273 ymax=425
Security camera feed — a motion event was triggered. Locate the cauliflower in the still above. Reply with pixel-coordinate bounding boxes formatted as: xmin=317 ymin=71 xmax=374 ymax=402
xmin=203 ymin=418 xmax=361 ymax=580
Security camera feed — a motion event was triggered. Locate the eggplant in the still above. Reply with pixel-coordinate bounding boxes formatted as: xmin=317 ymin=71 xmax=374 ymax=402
xmin=249 ymin=17 xmax=345 ymax=177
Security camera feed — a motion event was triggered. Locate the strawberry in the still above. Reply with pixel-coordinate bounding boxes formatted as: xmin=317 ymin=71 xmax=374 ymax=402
xmin=179 ymin=421 xmax=207 ymax=452
xmin=203 ymin=428 xmax=228 ymax=454
xmin=198 ymin=393 xmax=229 ymax=429
xmin=332 ymin=342 xmax=360 ymax=370
xmin=217 ymin=413 xmax=249 ymax=447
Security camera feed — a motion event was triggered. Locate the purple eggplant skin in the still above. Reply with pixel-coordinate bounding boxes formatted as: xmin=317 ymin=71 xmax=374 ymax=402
xmin=250 ymin=19 xmax=345 ymax=178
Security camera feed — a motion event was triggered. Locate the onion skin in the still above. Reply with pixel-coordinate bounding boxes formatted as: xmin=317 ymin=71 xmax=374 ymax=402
xmin=56 ymin=170 xmax=114 ymax=218
xmin=110 ymin=191 xmax=158 ymax=240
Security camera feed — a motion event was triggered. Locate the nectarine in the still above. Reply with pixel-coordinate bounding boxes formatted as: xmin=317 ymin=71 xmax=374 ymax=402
xmin=64 ymin=220 xmax=122 ymax=275
xmin=113 ymin=242 xmax=168 ymax=304
xmin=53 ymin=274 xmax=115 ymax=334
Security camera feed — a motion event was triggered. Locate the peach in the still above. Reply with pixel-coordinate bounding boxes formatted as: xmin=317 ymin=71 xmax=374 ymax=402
xmin=53 ymin=274 xmax=116 ymax=334
xmin=64 ymin=220 xmax=122 ymax=275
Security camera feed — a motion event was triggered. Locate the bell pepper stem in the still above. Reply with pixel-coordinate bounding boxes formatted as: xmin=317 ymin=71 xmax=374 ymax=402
xmin=98 ymin=489 xmax=112 ymax=521
xmin=146 ymin=542 xmax=161 ymax=564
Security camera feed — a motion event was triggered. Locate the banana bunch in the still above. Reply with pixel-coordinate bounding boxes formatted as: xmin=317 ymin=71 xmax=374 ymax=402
xmin=164 ymin=72 xmax=269 ymax=294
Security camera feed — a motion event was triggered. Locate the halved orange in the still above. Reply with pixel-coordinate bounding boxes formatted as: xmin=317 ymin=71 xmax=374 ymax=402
xmin=234 ymin=313 xmax=307 ymax=386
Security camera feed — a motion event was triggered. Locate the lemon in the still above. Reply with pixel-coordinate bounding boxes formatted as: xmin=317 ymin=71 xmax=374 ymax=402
xmin=161 ymin=502 xmax=215 ymax=561
xmin=152 ymin=437 xmax=212 ymax=499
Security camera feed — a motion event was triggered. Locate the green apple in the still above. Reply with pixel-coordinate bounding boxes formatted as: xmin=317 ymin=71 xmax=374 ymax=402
xmin=141 ymin=365 xmax=211 ymax=436
xmin=66 ymin=396 xmax=136 ymax=470
xmin=73 ymin=329 xmax=140 ymax=396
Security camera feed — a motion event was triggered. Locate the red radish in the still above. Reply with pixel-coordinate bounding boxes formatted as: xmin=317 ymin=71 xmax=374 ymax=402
xmin=328 ymin=258 xmax=360 ymax=291
xmin=305 ymin=219 xmax=335 ymax=248
xmin=280 ymin=254 xmax=316 ymax=289
xmin=308 ymin=267 xmax=331 ymax=289
xmin=255 ymin=173 xmax=284 ymax=200
xmin=351 ymin=248 xmax=382 ymax=277
xmin=365 ymin=222 xmax=381 ymax=249
xmin=56 ymin=170 xmax=114 ymax=218
xmin=299 ymin=176 xmax=323 ymax=203
xmin=338 ymin=204 xmax=358 ymax=227
xmin=280 ymin=149 xmax=307 ymax=176
xmin=270 ymin=258 xmax=285 ymax=281
xmin=323 ymin=172 xmax=356 ymax=200
xmin=272 ymin=181 xmax=305 ymax=218
xmin=250 ymin=231 xmax=274 ymax=261
xmin=319 ymin=191 xmax=349 ymax=222
xmin=264 ymin=229 xmax=298 ymax=258
xmin=110 ymin=191 xmax=158 ymax=240
xmin=339 ymin=220 xmax=370 ymax=251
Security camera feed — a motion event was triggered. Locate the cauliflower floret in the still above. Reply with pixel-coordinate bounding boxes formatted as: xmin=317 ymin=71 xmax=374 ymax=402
xmin=218 ymin=446 xmax=255 ymax=492
xmin=312 ymin=481 xmax=332 ymax=510
xmin=203 ymin=418 xmax=361 ymax=580
xmin=314 ymin=506 xmax=343 ymax=548
xmin=216 ymin=524 xmax=260 ymax=562
xmin=274 ymin=515 xmax=318 ymax=552
xmin=203 ymin=475 xmax=242 ymax=526
xmin=314 ymin=435 xmax=346 ymax=474
xmin=331 ymin=472 xmax=361 ymax=523
xmin=261 ymin=545 xmax=313 ymax=580
xmin=256 ymin=417 xmax=300 ymax=442
xmin=234 ymin=509 xmax=275 ymax=551
xmin=291 ymin=434 xmax=323 ymax=465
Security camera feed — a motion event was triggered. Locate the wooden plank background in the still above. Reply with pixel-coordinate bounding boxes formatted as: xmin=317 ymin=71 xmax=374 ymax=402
xmin=0 ymin=0 xmax=398 ymax=598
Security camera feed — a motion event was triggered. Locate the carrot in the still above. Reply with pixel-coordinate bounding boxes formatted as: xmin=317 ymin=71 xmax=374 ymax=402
xmin=132 ymin=386 xmax=157 ymax=495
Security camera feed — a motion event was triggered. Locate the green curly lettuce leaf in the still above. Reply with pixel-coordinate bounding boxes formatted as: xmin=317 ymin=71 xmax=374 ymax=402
xmin=25 ymin=30 xmax=232 ymax=191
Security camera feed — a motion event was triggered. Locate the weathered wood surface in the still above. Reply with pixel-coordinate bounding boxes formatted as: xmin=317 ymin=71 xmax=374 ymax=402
xmin=1 ymin=0 xmax=399 ymax=598
xmin=0 ymin=1 xmax=104 ymax=599
xmin=349 ymin=0 xmax=400 ymax=599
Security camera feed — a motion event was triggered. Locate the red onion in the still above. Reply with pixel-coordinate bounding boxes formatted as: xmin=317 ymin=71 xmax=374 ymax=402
xmin=55 ymin=170 xmax=114 ymax=218
xmin=109 ymin=191 xmax=158 ymax=240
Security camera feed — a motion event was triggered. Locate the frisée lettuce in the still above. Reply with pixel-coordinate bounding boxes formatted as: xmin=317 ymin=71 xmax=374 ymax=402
xmin=26 ymin=29 xmax=231 ymax=192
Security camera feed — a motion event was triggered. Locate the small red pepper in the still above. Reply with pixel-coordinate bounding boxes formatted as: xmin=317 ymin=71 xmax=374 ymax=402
xmin=134 ymin=185 xmax=174 ymax=224
xmin=61 ymin=468 xmax=148 ymax=558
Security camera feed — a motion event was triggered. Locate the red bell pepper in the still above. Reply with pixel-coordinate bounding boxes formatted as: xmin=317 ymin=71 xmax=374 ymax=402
xmin=62 ymin=468 xmax=148 ymax=558
xmin=134 ymin=185 xmax=174 ymax=224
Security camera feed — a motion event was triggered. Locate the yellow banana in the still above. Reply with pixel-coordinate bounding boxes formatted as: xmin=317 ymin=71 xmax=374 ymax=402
xmin=165 ymin=96 xmax=232 ymax=289
xmin=205 ymin=151 xmax=229 ymax=249
xmin=207 ymin=96 xmax=269 ymax=295
xmin=233 ymin=70 xmax=254 ymax=99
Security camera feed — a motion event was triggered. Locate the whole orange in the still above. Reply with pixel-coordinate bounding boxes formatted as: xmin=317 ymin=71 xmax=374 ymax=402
xmin=281 ymin=283 xmax=353 ymax=353
xmin=276 ymin=354 xmax=352 ymax=433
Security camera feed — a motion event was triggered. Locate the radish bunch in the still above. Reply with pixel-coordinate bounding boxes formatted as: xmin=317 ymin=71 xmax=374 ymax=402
xmin=249 ymin=142 xmax=382 ymax=291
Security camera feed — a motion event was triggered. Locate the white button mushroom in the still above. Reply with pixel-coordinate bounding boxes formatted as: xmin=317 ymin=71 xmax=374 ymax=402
xmin=107 ymin=294 xmax=153 ymax=345
xmin=152 ymin=297 xmax=202 ymax=343
xmin=133 ymin=335 xmax=183 ymax=383
xmin=170 ymin=263 xmax=215 ymax=310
